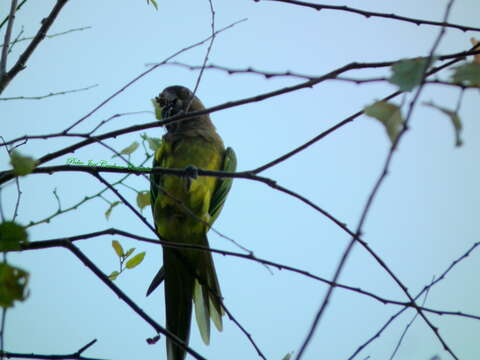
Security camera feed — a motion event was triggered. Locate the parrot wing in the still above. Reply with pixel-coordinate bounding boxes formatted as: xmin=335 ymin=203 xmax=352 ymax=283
xmin=209 ymin=147 xmax=237 ymax=224
xmin=149 ymin=139 xmax=168 ymax=217
xmin=191 ymin=147 xmax=237 ymax=340
xmin=146 ymin=141 xmax=168 ymax=296
xmin=146 ymin=146 xmax=237 ymax=297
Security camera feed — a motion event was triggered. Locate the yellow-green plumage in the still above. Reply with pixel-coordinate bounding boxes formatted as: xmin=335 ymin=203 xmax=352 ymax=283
xmin=148 ymin=86 xmax=236 ymax=360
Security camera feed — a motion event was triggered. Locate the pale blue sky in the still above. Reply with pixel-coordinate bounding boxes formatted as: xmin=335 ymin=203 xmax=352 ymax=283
xmin=1 ymin=1 xmax=480 ymax=359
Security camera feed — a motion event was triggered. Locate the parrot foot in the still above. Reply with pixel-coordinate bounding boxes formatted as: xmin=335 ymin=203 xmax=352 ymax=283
xmin=184 ymin=165 xmax=199 ymax=179
xmin=183 ymin=165 xmax=198 ymax=191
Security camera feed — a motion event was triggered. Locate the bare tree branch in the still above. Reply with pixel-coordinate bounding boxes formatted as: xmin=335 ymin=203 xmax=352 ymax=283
xmin=0 ymin=26 xmax=91 ymax=48
xmin=17 ymin=230 xmax=480 ymax=323
xmin=0 ymin=0 xmax=27 ymax=30
xmin=0 ymin=84 xmax=98 ymax=101
xmin=294 ymin=1 xmax=459 ymax=359
xmin=0 ymin=339 xmax=104 ymax=360
xmin=0 ymin=0 xmax=18 ymax=77
xmin=264 ymin=0 xmax=480 ymax=33
xmin=63 ymin=18 xmax=247 ymax=133
xmin=0 ymin=0 xmax=71 ymax=94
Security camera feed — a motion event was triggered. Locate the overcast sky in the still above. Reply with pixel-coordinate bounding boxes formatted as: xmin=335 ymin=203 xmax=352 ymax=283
xmin=2 ymin=1 xmax=480 ymax=360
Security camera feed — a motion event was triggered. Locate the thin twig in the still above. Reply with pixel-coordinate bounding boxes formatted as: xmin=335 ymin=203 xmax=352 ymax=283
xmin=0 ymin=0 xmax=27 ymax=30
xmin=64 ymin=242 xmax=205 ymax=360
xmin=187 ymin=0 xmax=216 ymax=112
xmin=93 ymin=173 xmax=157 ymax=235
xmin=0 ymin=45 xmax=476 ymax=176
xmin=294 ymin=1 xmax=458 ymax=359
xmin=0 ymin=339 xmax=104 ymax=360
xmin=63 ymin=18 xmax=247 ymax=133
xmin=264 ymin=0 xmax=480 ymax=33
xmin=18 ymin=230 xmax=480 ymax=322
xmin=0 ymin=26 xmax=91 ymax=48
xmin=348 ymin=240 xmax=480 ymax=359
xmin=389 ymin=277 xmax=435 ymax=360
xmin=0 ymin=0 xmax=71 ymax=94
xmin=25 ymin=155 xmax=153 ymax=228
xmin=0 ymin=308 xmax=6 ymax=360
xmin=0 ymin=0 xmax=18 ymax=77
xmin=7 ymin=26 xmax=24 ymax=55
xmin=0 ymin=84 xmax=98 ymax=101
xmin=221 ymin=302 xmax=267 ymax=360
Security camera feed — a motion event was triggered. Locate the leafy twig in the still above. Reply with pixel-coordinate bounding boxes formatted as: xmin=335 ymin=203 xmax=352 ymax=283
xmin=294 ymin=1 xmax=459 ymax=359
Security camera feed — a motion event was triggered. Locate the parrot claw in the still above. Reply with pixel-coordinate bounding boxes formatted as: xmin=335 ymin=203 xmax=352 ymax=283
xmin=183 ymin=165 xmax=198 ymax=191
xmin=184 ymin=165 xmax=198 ymax=179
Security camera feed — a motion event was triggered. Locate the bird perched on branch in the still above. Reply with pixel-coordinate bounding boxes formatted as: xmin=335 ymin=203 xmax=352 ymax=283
xmin=147 ymin=85 xmax=237 ymax=360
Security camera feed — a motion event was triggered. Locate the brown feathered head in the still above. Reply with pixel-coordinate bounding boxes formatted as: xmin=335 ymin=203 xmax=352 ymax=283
xmin=155 ymin=86 xmax=211 ymax=133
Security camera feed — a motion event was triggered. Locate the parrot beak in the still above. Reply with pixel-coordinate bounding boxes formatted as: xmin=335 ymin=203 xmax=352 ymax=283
xmin=156 ymin=86 xmax=198 ymax=133
xmin=155 ymin=93 xmax=182 ymax=132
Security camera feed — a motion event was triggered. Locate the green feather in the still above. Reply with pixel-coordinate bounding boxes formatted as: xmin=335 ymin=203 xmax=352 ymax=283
xmin=193 ymin=279 xmax=211 ymax=345
xmin=147 ymin=86 xmax=237 ymax=360
xmin=209 ymin=147 xmax=237 ymax=224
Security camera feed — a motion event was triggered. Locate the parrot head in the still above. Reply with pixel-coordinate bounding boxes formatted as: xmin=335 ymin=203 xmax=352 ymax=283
xmin=155 ymin=86 xmax=208 ymax=133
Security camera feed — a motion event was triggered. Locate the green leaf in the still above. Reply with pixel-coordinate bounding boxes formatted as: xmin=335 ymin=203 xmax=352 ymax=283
xmin=147 ymin=137 xmax=161 ymax=152
xmin=0 ymin=222 xmax=28 ymax=251
xmin=281 ymin=352 xmax=293 ymax=360
xmin=108 ymin=271 xmax=120 ymax=281
xmin=141 ymin=133 xmax=162 ymax=152
xmin=423 ymin=102 xmax=463 ymax=147
xmin=471 ymin=38 xmax=480 ymax=64
xmin=9 ymin=150 xmax=37 ymax=176
xmin=136 ymin=191 xmax=151 ymax=211
xmin=105 ymin=201 xmax=121 ymax=220
xmin=364 ymin=101 xmax=404 ymax=144
xmin=125 ymin=252 xmax=145 ymax=269
xmin=389 ymin=57 xmax=431 ymax=92
xmin=451 ymin=62 xmax=480 ymax=86
xmin=125 ymin=248 xmax=135 ymax=258
xmin=0 ymin=263 xmax=29 ymax=308
xmin=151 ymin=98 xmax=163 ymax=120
xmin=112 ymin=141 xmax=139 ymax=158
xmin=112 ymin=240 xmax=124 ymax=257
xmin=147 ymin=0 xmax=158 ymax=10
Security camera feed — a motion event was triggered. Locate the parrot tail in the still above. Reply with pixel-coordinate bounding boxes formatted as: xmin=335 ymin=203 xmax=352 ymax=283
xmin=193 ymin=247 xmax=224 ymax=345
xmin=163 ymin=237 xmax=224 ymax=360
xmin=164 ymin=249 xmax=194 ymax=360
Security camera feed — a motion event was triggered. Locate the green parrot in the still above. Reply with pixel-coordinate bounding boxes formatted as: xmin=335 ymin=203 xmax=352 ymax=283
xmin=147 ymin=85 xmax=237 ymax=360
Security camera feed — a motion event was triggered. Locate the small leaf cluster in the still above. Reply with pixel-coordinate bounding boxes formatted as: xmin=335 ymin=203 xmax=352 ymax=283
xmin=103 ymin=133 xmax=160 ymax=219
xmin=365 ymin=50 xmax=479 ymax=145
xmin=108 ymin=240 xmax=145 ymax=280
xmin=9 ymin=150 xmax=37 ymax=176
xmin=0 ymin=222 xmax=29 ymax=308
